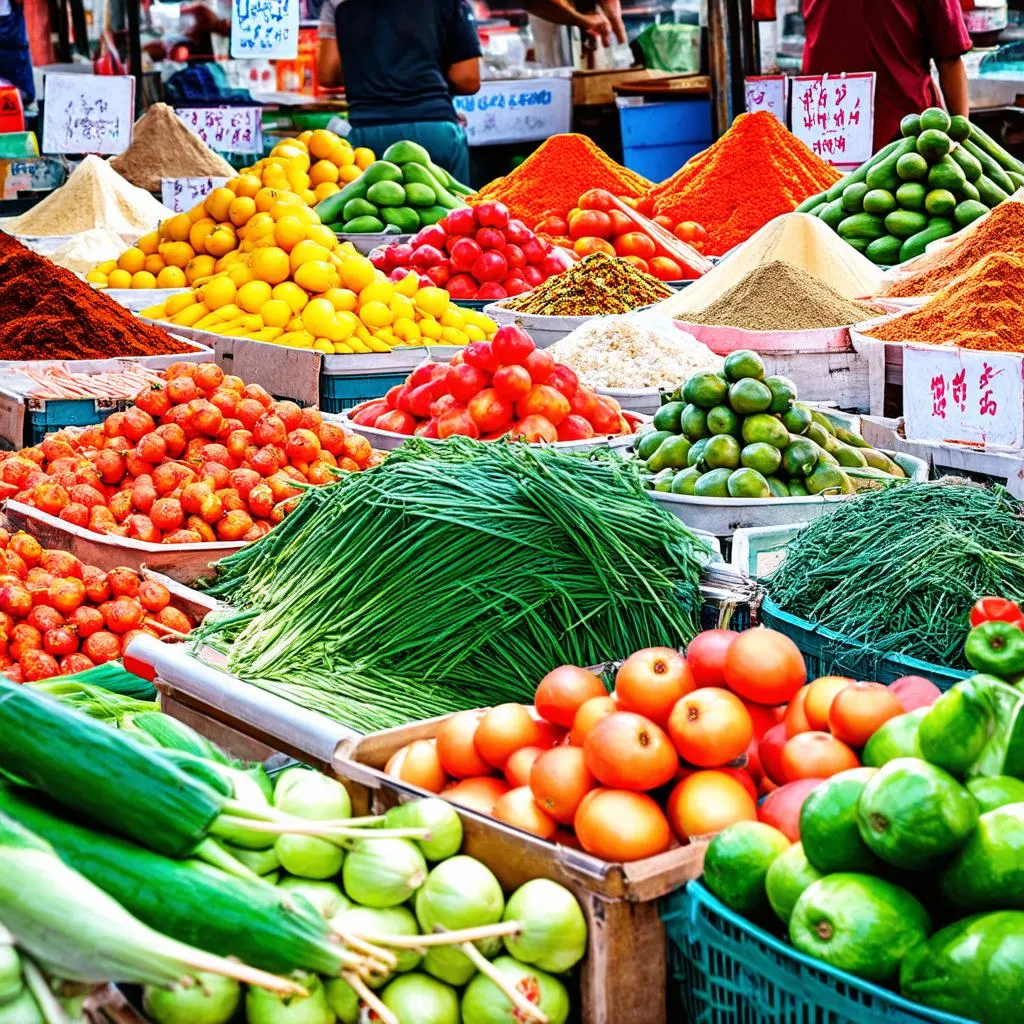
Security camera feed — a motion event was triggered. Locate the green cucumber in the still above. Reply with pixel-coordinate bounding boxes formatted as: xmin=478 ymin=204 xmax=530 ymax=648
xmin=950 ymin=145 xmax=983 ymax=183
xmin=837 ymin=213 xmax=887 ymax=241
xmin=342 ymin=197 xmax=378 ymax=220
xmin=925 ymin=189 xmax=957 ymax=217
xmin=381 ymin=140 xmax=431 ymax=165
xmin=865 ymin=235 xmax=902 ymax=266
xmin=819 ymin=198 xmax=848 ymax=230
xmin=900 ymin=113 xmax=922 ymax=137
xmin=842 ymin=182 xmax=870 ymax=213
xmin=341 ymin=215 xmax=385 ymax=233
xmin=361 ymin=161 xmax=404 ymax=185
xmin=366 ymin=180 xmax=406 ymax=207
xmin=968 ymin=123 xmax=1024 ymax=176
xmin=927 ymin=156 xmax=967 ymax=194
xmin=919 ymin=107 xmax=952 ymax=133
xmin=976 ymin=174 xmax=1010 ymax=208
xmin=899 ymin=218 xmax=955 ymax=262
xmin=884 ymin=209 xmax=929 ymax=239
xmin=895 ymin=182 xmax=927 ymax=211
xmin=948 ymin=115 xmax=971 ymax=142
xmin=845 ymin=238 xmax=870 ymax=253
xmin=825 ymin=140 xmax=901 ymax=201
xmin=961 ymin=179 xmax=981 ymax=203
xmin=796 ymin=191 xmax=828 ymax=213
xmin=917 ymin=129 xmax=951 ymax=162
xmin=866 ymin=138 xmax=919 ymax=192
xmin=862 ymin=189 xmax=897 ymax=216
xmin=963 ymin=139 xmax=1015 ymax=194
xmin=954 ymin=199 xmax=988 ymax=227
xmin=314 ymin=179 xmax=366 ymax=224
xmin=803 ymin=200 xmax=828 ymax=217
xmin=401 ymin=162 xmax=464 ymax=210
xmin=1008 ymin=171 xmax=1024 ymax=191
xmin=896 ymin=152 xmax=929 ymax=181
xmin=403 ymin=182 xmax=437 ymax=207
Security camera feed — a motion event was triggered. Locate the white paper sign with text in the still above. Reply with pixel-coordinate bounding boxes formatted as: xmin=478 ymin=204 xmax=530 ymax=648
xmin=904 ymin=345 xmax=1024 ymax=449
xmin=790 ymin=72 xmax=875 ymax=169
xmin=745 ymin=76 xmax=787 ymax=122
xmin=161 ymin=177 xmax=230 ymax=213
xmin=230 ymin=0 xmax=299 ymax=59
xmin=454 ymin=77 xmax=571 ymax=146
xmin=176 ymin=107 xmax=263 ymax=153
xmin=42 ymin=73 xmax=134 ymax=155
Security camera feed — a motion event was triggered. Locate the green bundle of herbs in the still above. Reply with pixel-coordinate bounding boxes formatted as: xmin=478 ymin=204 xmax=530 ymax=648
xmin=766 ymin=483 xmax=1024 ymax=667
xmin=197 ymin=439 xmax=711 ymax=729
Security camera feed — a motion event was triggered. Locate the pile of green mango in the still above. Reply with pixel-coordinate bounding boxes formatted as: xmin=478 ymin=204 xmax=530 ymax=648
xmin=634 ymin=349 xmax=907 ymax=499
xmin=314 ymin=140 xmax=473 ymax=234
xmin=797 ymin=107 xmax=1024 ymax=265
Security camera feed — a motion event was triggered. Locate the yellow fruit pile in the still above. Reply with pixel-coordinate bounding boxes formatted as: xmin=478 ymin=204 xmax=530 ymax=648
xmin=86 ymin=129 xmax=374 ymax=290
xmin=140 ymin=192 xmax=496 ymax=354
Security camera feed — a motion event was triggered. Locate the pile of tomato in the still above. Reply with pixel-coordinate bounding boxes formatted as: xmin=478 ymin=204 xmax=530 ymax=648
xmin=0 ymin=362 xmax=380 ymax=544
xmin=0 ymin=528 xmax=194 ymax=683
xmin=384 ymin=627 xmax=944 ymax=861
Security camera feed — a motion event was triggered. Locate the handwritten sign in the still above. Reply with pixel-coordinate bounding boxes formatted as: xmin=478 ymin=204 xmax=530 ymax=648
xmin=177 ymin=107 xmax=263 ymax=154
xmin=790 ymin=72 xmax=875 ymax=169
xmin=904 ymin=345 xmax=1024 ymax=448
xmin=744 ymin=76 xmax=787 ymax=122
xmin=161 ymin=177 xmax=230 ymax=213
xmin=230 ymin=0 xmax=299 ymax=59
xmin=42 ymin=73 xmax=134 ymax=155
xmin=454 ymin=78 xmax=570 ymax=147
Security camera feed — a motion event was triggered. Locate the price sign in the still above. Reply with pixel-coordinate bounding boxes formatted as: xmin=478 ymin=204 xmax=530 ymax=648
xmin=177 ymin=107 xmax=263 ymax=154
xmin=904 ymin=345 xmax=1024 ymax=448
xmin=161 ymin=177 xmax=230 ymax=213
xmin=230 ymin=0 xmax=299 ymax=59
xmin=41 ymin=73 xmax=134 ymax=155
xmin=790 ymin=72 xmax=875 ymax=169
xmin=744 ymin=76 xmax=787 ymax=122
xmin=454 ymin=78 xmax=571 ymax=147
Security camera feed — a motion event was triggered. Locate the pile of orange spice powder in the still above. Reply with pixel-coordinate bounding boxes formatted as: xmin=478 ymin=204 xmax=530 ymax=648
xmin=642 ymin=112 xmax=841 ymax=256
xmin=471 ymin=133 xmax=652 ymax=227
xmin=866 ymin=251 xmax=1024 ymax=352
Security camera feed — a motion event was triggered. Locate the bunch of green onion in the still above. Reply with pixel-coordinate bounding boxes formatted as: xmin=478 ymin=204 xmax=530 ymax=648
xmin=766 ymin=483 xmax=1024 ymax=667
xmin=197 ymin=439 xmax=711 ymax=730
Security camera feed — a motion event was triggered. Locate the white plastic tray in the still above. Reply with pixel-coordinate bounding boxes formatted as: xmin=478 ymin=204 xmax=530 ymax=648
xmin=336 ymin=231 xmax=413 ymax=255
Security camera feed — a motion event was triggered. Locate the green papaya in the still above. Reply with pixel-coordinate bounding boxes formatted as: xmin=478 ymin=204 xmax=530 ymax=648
xmin=382 ymin=140 xmax=432 ymax=165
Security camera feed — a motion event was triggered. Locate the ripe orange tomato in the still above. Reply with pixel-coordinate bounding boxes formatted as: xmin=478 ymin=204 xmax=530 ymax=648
xmin=574 ymin=788 xmax=671 ymax=861
xmin=613 ymin=231 xmax=656 ymax=260
xmin=573 ymin=236 xmax=616 ymax=257
xmin=673 ymin=221 xmax=707 ymax=245
xmin=685 ymin=629 xmax=737 ymax=688
xmin=614 ymin=646 xmax=692 ymax=725
xmin=583 ymin=711 xmax=678 ymax=791
xmin=666 ymin=770 xmax=757 ymax=841
xmin=666 ymin=687 xmax=753 ymax=768
xmin=648 ymin=256 xmax=683 ymax=281
xmin=723 ymin=628 xmax=807 ymax=705
xmin=529 ymin=745 xmax=596 ymax=824
xmin=828 ymin=681 xmax=903 ymax=747
xmin=504 ymin=745 xmax=545 ymax=788
xmin=535 ymin=664 xmax=607 ymax=728
xmin=435 ymin=710 xmax=491 ymax=778
xmin=385 ymin=739 xmax=447 ymax=793
xmin=474 ymin=703 xmax=542 ymax=769
xmin=619 ymin=255 xmax=649 ymax=274
xmin=492 ymin=786 xmax=558 ymax=839
xmin=568 ymin=210 xmax=614 ymax=240
xmin=568 ymin=694 xmax=618 ymax=746
xmin=783 ymin=684 xmax=812 ymax=736
xmin=780 ymin=731 xmax=859 ymax=782
xmin=803 ymin=676 xmax=854 ymax=731
xmin=742 ymin=698 xmax=784 ymax=740
xmin=578 ymin=188 xmax=617 ymax=212
xmin=444 ymin=775 xmax=509 ymax=814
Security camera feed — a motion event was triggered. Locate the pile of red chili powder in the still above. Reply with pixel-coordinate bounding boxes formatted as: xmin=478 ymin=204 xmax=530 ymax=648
xmin=642 ymin=112 xmax=842 ymax=256
xmin=0 ymin=232 xmax=195 ymax=360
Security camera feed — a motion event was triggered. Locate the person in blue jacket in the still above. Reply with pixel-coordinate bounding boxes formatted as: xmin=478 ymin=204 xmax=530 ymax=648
xmin=0 ymin=0 xmax=34 ymax=105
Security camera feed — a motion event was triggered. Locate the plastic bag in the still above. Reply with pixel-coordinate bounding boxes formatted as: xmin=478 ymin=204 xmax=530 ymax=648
xmin=634 ymin=24 xmax=700 ymax=73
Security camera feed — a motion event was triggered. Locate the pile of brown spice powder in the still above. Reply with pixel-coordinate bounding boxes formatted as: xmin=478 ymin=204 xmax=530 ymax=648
xmin=111 ymin=103 xmax=235 ymax=193
xmin=684 ymin=261 xmax=883 ymax=331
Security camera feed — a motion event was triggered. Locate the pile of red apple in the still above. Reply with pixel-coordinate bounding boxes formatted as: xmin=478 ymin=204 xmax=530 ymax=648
xmin=348 ymin=324 xmax=635 ymax=443
xmin=368 ymin=201 xmax=576 ymax=302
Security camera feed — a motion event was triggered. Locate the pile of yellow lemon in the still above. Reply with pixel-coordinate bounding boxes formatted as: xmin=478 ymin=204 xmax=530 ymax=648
xmin=87 ymin=129 xmax=374 ymax=290
xmin=140 ymin=191 xmax=496 ymax=354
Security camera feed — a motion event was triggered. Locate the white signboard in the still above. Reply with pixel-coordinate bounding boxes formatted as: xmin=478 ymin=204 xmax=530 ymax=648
xmin=161 ymin=177 xmax=230 ymax=213
xmin=453 ymin=77 xmax=571 ymax=147
xmin=744 ymin=76 xmax=787 ymax=122
xmin=904 ymin=345 xmax=1024 ymax=448
xmin=790 ymin=72 xmax=875 ymax=169
xmin=42 ymin=73 xmax=134 ymax=155
xmin=176 ymin=107 xmax=263 ymax=154
xmin=230 ymin=0 xmax=299 ymax=59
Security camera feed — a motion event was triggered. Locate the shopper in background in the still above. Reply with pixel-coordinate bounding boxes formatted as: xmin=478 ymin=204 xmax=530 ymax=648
xmin=316 ymin=0 xmax=481 ymax=183
xmin=525 ymin=0 xmax=626 ymax=50
xmin=0 ymin=0 xmax=35 ymax=105
xmin=801 ymin=0 xmax=971 ymax=151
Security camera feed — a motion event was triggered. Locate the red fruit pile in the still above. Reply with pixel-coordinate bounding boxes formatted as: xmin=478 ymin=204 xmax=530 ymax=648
xmin=349 ymin=325 xmax=633 ymax=442
xmin=369 ymin=200 xmax=576 ymax=302
xmin=0 ymin=362 xmax=380 ymax=544
xmin=0 ymin=531 xmax=194 ymax=683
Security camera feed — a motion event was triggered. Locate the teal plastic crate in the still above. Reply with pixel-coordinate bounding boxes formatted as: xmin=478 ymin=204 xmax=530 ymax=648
xmin=663 ymin=882 xmax=974 ymax=1024
xmin=26 ymin=397 xmax=130 ymax=446
xmin=759 ymin=596 xmax=970 ymax=691
xmin=318 ymin=371 xmax=406 ymax=414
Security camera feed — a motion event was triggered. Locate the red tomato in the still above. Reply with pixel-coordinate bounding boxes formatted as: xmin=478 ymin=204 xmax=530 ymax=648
xmin=445 ymin=775 xmax=509 ymax=814
xmin=723 ymin=628 xmax=807 ymax=705
xmin=608 ymin=210 xmax=633 ymax=236
xmin=758 ymin=722 xmax=789 ymax=785
xmin=828 ymin=682 xmax=903 ymax=747
xmin=436 ymin=711 xmax=490 ymax=778
xmin=653 ymin=215 xmax=675 ymax=229
xmin=803 ymin=676 xmax=854 ymax=731
xmin=513 ymin=415 xmax=558 ymax=444
xmin=476 ymin=200 xmax=510 ymax=228
xmin=666 ymin=770 xmax=756 ymax=841
xmin=467 ymin=389 xmax=514 ymax=433
xmin=783 ymin=684 xmax=812 ymax=736
xmin=474 ymin=703 xmax=542 ymax=769
xmin=614 ymin=232 xmax=656 ymax=260
xmin=493 ymin=787 xmax=557 ymax=838
xmin=529 ymin=745 xmax=595 ymax=824
xmin=523 ymin=349 xmax=554 ymax=384
xmin=614 ymin=646 xmax=692 ymax=725
xmin=969 ymin=596 xmax=1024 ymax=628
xmin=619 ymin=255 xmax=649 ymax=274
xmin=516 ymin=385 xmax=570 ymax=428
xmin=535 ymin=664 xmax=607 ymax=727
xmin=888 ymin=675 xmax=941 ymax=712
xmin=648 ymin=256 xmax=683 ymax=281
xmin=685 ymin=629 xmax=738 ymax=688
xmin=505 ymin=745 xmax=545 ymax=788
xmin=493 ymin=365 xmax=533 ymax=402
xmin=584 ymin=711 xmax=678 ymax=791
xmin=491 ymin=325 xmax=535 ymax=364
xmin=673 ymin=221 xmax=707 ymax=244
xmin=556 ymin=415 xmax=594 ymax=442
xmin=757 ymin=777 xmax=824 ymax=841
xmin=574 ymin=788 xmax=671 ymax=861
xmin=386 ymin=739 xmax=447 ymax=794
xmin=568 ymin=210 xmax=614 ymax=241
xmin=667 ymin=687 xmax=753 ymax=768
xmin=578 ymin=189 xmax=617 ymax=212
xmin=437 ymin=409 xmax=480 ymax=439
xmin=781 ymin=732 xmax=859 ymax=782
xmin=573 ymin=237 xmax=616 ymax=258
xmin=535 ymin=215 xmax=569 ymax=236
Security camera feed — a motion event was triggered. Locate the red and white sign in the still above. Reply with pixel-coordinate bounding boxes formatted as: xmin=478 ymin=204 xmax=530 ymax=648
xmin=744 ymin=76 xmax=787 ymax=123
xmin=904 ymin=345 xmax=1024 ymax=449
xmin=790 ymin=72 xmax=875 ymax=170
xmin=176 ymin=107 xmax=262 ymax=154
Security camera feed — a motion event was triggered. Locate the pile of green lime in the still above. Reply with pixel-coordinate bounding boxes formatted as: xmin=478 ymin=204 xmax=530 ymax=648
xmin=633 ymin=349 xmax=907 ymax=499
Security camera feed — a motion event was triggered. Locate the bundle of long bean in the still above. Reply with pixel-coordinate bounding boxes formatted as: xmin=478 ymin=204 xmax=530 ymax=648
xmin=197 ymin=439 xmax=711 ymax=729
xmin=766 ymin=483 xmax=1024 ymax=667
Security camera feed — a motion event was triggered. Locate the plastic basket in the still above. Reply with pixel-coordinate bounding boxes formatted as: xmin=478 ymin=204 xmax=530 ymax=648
xmin=759 ymin=595 xmax=970 ymax=690
xmin=318 ymin=371 xmax=409 ymax=414
xmin=26 ymin=396 xmax=132 ymax=446
xmin=662 ymin=882 xmax=974 ymax=1024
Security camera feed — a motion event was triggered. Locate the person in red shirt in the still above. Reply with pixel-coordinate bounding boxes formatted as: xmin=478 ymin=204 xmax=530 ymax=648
xmin=802 ymin=0 xmax=972 ymax=150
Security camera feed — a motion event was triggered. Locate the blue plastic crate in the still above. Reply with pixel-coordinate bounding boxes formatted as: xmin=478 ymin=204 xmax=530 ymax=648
xmin=662 ymin=882 xmax=974 ymax=1024
xmin=759 ymin=596 xmax=970 ymax=691
xmin=617 ymin=96 xmax=712 ymax=182
xmin=26 ymin=397 xmax=130 ymax=446
xmin=318 ymin=372 xmax=407 ymax=414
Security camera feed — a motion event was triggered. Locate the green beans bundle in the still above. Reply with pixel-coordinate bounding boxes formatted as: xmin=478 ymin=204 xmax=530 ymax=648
xmin=197 ymin=439 xmax=711 ymax=729
xmin=766 ymin=483 xmax=1024 ymax=667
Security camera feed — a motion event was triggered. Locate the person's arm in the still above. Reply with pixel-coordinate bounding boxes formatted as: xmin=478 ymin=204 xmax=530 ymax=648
xmin=597 ymin=0 xmax=627 ymax=45
xmin=443 ymin=0 xmax=483 ymax=95
xmin=521 ymin=0 xmax=614 ymax=45
xmin=316 ymin=0 xmax=343 ymax=88
xmin=447 ymin=56 xmax=481 ymax=95
xmin=936 ymin=55 xmax=969 ymax=118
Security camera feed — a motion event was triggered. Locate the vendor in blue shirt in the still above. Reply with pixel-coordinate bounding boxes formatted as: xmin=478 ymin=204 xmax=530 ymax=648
xmin=0 ymin=0 xmax=34 ymax=106
xmin=317 ymin=0 xmax=482 ymax=184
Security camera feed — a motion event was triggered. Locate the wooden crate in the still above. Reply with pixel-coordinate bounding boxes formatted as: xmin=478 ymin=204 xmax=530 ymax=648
xmin=572 ymin=67 xmax=676 ymax=106
xmin=334 ymin=714 xmax=707 ymax=1024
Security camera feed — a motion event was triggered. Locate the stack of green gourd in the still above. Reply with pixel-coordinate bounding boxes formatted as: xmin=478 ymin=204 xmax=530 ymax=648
xmin=797 ymin=108 xmax=1024 ymax=266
